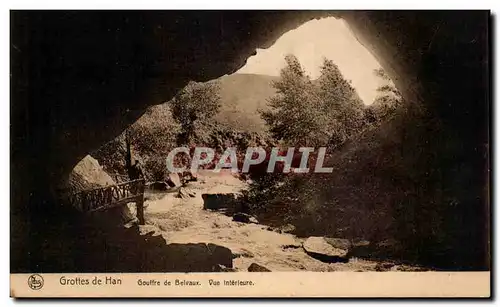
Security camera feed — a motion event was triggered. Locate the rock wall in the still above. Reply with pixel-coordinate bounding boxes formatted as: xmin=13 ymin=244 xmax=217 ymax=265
xmin=59 ymin=155 xmax=115 ymax=195
xmin=11 ymin=11 xmax=489 ymax=271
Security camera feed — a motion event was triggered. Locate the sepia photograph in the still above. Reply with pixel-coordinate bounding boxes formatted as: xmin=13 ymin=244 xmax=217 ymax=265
xmin=9 ymin=9 xmax=491 ymax=298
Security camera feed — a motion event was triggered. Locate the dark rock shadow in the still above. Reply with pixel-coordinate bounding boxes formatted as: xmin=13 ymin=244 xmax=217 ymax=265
xmin=201 ymin=193 xmax=250 ymax=217
xmin=14 ymin=204 xmax=233 ymax=273
xmin=78 ymin=224 xmax=233 ymax=273
xmin=301 ymin=248 xmax=349 ymax=264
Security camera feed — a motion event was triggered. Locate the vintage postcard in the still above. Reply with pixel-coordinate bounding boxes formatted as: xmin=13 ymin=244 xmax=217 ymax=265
xmin=10 ymin=10 xmax=491 ymax=298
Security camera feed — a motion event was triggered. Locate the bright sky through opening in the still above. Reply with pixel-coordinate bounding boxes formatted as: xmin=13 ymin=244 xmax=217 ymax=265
xmin=237 ymin=17 xmax=383 ymax=105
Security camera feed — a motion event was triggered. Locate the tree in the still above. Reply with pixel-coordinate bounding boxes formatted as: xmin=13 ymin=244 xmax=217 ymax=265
xmin=128 ymin=104 xmax=180 ymax=156
xmin=170 ymin=80 xmax=221 ymax=145
xmin=260 ymin=54 xmax=329 ymax=147
xmin=366 ymin=68 xmax=403 ymax=124
xmin=262 ymin=55 xmax=368 ymax=148
xmin=92 ymin=104 xmax=181 ymax=182
xmin=128 ymin=104 xmax=182 ymax=181
xmin=317 ymin=58 xmax=366 ymax=146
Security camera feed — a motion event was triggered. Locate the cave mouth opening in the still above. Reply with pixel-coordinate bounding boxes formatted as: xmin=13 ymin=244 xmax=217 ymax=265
xmin=73 ymin=16 xmax=421 ymax=270
xmin=84 ymin=16 xmax=406 ymax=198
xmin=11 ymin=11 xmax=489 ymax=273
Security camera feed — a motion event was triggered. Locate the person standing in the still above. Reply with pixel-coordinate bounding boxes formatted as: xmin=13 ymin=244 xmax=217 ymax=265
xmin=128 ymin=159 xmax=144 ymax=181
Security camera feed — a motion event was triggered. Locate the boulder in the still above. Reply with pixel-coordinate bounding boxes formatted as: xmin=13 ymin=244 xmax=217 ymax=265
xmin=375 ymin=262 xmax=395 ymax=272
xmin=175 ymin=187 xmax=196 ymax=199
xmin=202 ymin=193 xmax=239 ymax=211
xmin=214 ymin=264 xmax=237 ymax=272
xmin=324 ymin=237 xmax=352 ymax=250
xmin=166 ymin=173 xmax=182 ymax=187
xmin=181 ymin=171 xmax=198 ymax=183
xmin=60 ymin=155 xmax=135 ymax=226
xmin=302 ymin=237 xmax=349 ymax=263
xmin=62 ymin=155 xmax=115 ymax=193
xmin=232 ymin=212 xmax=258 ymax=224
xmin=232 ymin=249 xmax=255 ymax=258
xmin=248 ymin=263 xmax=271 ymax=272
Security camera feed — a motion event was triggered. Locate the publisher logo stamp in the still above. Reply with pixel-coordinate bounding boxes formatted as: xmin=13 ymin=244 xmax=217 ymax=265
xmin=28 ymin=274 xmax=44 ymax=290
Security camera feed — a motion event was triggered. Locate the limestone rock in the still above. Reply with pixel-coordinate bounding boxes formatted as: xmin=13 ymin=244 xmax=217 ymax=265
xmin=177 ymin=187 xmax=195 ymax=199
xmin=324 ymin=237 xmax=352 ymax=250
xmin=60 ymin=155 xmax=136 ymax=226
xmin=232 ymin=249 xmax=255 ymax=258
xmin=232 ymin=212 xmax=258 ymax=224
xmin=166 ymin=173 xmax=182 ymax=187
xmin=62 ymin=155 xmax=115 ymax=194
xmin=302 ymin=236 xmax=349 ymax=263
xmin=215 ymin=264 xmax=237 ymax=272
xmin=248 ymin=263 xmax=271 ymax=272
xmin=202 ymin=193 xmax=239 ymax=211
xmin=181 ymin=171 xmax=198 ymax=183
xmin=375 ymin=262 xmax=395 ymax=272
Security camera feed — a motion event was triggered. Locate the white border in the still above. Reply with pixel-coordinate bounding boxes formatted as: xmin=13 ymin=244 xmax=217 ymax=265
xmin=2 ymin=1 xmax=497 ymax=306
xmin=1 ymin=0 xmax=498 ymax=10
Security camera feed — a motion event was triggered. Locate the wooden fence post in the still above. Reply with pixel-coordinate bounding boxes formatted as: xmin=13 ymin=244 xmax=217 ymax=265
xmin=136 ymin=179 xmax=145 ymax=225
xmin=136 ymin=196 xmax=145 ymax=225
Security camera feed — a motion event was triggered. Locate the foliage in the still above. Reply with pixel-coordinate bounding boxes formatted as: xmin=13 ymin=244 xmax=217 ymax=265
xmin=365 ymin=68 xmax=404 ymax=124
xmin=317 ymin=58 xmax=367 ymax=146
xmin=260 ymin=55 xmax=329 ymax=147
xmin=91 ymin=134 xmax=128 ymax=180
xmin=128 ymin=105 xmax=180 ymax=156
xmin=170 ymin=80 xmax=222 ymax=145
xmin=247 ymin=57 xmax=407 ymax=237
xmin=93 ymin=79 xmax=269 ymax=181
xmin=92 ymin=104 xmax=180 ymax=182
xmin=261 ymin=55 xmax=369 ymax=148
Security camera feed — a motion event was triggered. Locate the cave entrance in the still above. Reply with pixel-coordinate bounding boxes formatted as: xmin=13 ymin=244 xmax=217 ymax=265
xmin=87 ymin=16 xmax=404 ymax=185
xmin=78 ymin=16 xmax=414 ymax=272
xmin=11 ymin=11 xmax=488 ymax=274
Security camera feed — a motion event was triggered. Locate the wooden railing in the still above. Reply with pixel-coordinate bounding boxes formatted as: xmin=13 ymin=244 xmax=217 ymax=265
xmin=67 ymin=179 xmax=145 ymax=224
